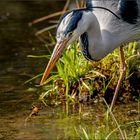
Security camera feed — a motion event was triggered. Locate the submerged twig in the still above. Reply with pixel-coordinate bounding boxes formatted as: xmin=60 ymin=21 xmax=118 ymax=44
xmin=62 ymin=0 xmax=70 ymax=12
xmin=35 ymin=24 xmax=57 ymax=36
xmin=75 ymin=0 xmax=80 ymax=8
xmin=29 ymin=11 xmax=66 ymax=26
xmin=24 ymin=106 xmax=39 ymax=126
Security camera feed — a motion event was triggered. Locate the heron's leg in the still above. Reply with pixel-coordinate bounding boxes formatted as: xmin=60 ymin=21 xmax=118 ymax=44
xmin=110 ymin=46 xmax=126 ymax=111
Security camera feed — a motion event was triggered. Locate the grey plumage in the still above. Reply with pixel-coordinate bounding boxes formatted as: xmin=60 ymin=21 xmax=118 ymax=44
xmin=91 ymin=0 xmax=140 ymax=43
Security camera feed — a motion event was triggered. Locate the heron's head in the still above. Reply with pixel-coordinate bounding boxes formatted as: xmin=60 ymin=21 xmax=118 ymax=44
xmin=40 ymin=9 xmax=94 ymax=85
xmin=56 ymin=10 xmax=85 ymax=45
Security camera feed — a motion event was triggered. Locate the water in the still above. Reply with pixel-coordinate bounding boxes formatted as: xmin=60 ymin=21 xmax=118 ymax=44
xmin=0 ymin=0 xmax=65 ymax=139
xmin=0 ymin=1 xmax=140 ymax=140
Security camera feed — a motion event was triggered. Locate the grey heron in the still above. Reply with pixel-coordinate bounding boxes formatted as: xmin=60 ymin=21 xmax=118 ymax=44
xmin=40 ymin=0 xmax=140 ymax=110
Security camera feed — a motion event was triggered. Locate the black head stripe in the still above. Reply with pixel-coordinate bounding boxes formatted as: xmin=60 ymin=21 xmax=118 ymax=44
xmin=57 ymin=10 xmax=83 ymax=36
xmin=64 ymin=10 xmax=83 ymax=36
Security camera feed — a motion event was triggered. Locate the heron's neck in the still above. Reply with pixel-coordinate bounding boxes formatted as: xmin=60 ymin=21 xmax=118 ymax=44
xmin=86 ymin=25 xmax=120 ymax=61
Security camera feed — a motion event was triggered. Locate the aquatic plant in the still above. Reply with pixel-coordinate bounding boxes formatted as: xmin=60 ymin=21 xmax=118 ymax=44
xmin=37 ymin=39 xmax=140 ymax=106
xmin=72 ymin=120 xmax=140 ymax=140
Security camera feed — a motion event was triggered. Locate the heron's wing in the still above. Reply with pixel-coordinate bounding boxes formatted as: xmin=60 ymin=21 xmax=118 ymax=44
xmin=118 ymin=0 xmax=139 ymax=24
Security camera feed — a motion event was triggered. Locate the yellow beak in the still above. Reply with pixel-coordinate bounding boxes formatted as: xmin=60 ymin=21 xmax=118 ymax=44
xmin=40 ymin=40 xmax=68 ymax=85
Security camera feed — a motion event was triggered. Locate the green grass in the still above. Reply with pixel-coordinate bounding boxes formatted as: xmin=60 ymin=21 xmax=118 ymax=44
xmin=38 ymin=40 xmax=139 ymax=106
xmin=72 ymin=121 xmax=140 ymax=140
xmin=26 ymin=40 xmax=140 ymax=140
xmin=26 ymin=35 xmax=140 ymax=106
xmin=52 ymin=100 xmax=140 ymax=140
xmin=59 ymin=99 xmax=140 ymax=140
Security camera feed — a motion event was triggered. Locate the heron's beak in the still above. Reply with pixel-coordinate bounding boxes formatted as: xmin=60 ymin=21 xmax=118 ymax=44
xmin=40 ymin=39 xmax=68 ymax=85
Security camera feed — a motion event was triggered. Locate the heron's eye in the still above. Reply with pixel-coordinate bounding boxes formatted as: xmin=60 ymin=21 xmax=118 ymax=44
xmin=68 ymin=31 xmax=73 ymax=37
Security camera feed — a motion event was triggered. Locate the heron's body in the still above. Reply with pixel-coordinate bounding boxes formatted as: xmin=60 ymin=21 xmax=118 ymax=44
xmin=91 ymin=0 xmax=140 ymax=43
xmin=56 ymin=0 xmax=140 ymax=61
xmin=40 ymin=0 xmax=140 ymax=110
